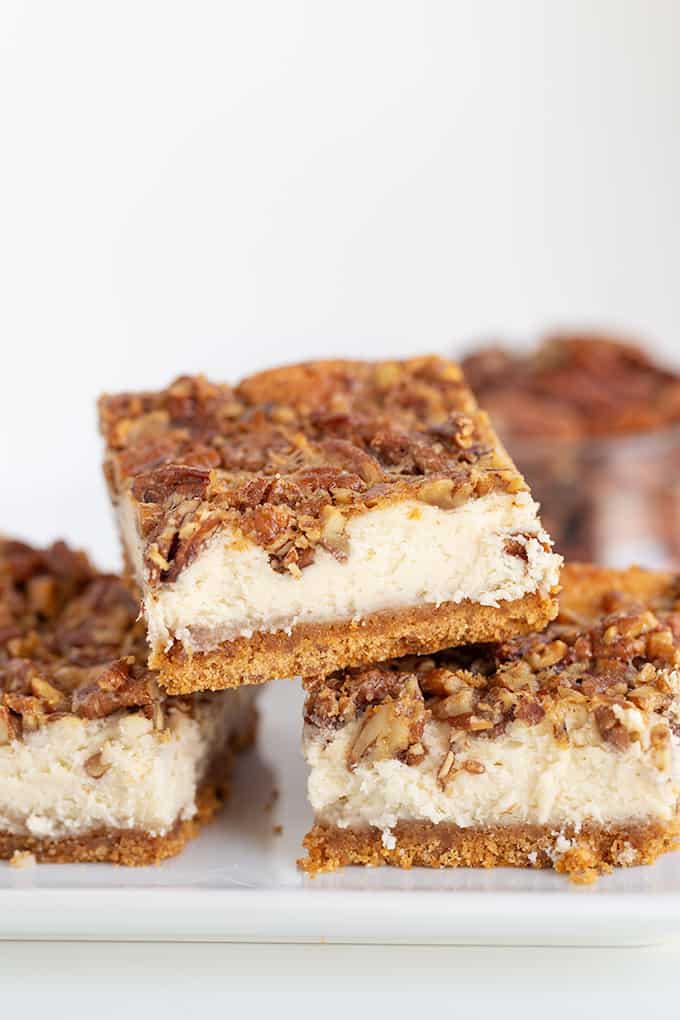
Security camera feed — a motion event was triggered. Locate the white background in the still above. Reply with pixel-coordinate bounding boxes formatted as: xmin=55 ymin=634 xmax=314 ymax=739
xmin=1 ymin=0 xmax=679 ymax=568
xmin=2 ymin=2 xmax=680 ymax=1007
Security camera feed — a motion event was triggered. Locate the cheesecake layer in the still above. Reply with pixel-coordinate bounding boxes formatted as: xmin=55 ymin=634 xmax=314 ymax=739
xmin=0 ymin=768 xmax=237 ymax=866
xmin=120 ymin=490 xmax=560 ymax=655
xmin=0 ymin=688 xmax=256 ymax=840
xmin=305 ymin=712 xmax=679 ymax=839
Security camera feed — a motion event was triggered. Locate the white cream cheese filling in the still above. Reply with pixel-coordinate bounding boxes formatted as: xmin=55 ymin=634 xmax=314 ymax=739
xmin=119 ymin=490 xmax=561 ymax=653
xmin=0 ymin=687 xmax=256 ymax=840
xmin=304 ymin=713 xmax=680 ymax=834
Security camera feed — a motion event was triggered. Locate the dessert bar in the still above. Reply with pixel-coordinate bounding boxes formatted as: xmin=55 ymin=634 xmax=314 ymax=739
xmin=463 ymin=334 xmax=680 ymax=563
xmin=100 ymin=358 xmax=561 ymax=693
xmin=0 ymin=539 xmax=257 ymax=865
xmin=301 ymin=564 xmax=680 ymax=882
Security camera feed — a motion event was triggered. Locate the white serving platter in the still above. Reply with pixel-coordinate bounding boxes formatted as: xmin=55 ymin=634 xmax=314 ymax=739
xmin=2 ymin=680 xmax=680 ymax=945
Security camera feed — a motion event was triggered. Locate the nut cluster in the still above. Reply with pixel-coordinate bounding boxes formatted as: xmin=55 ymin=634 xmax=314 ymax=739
xmin=0 ymin=539 xmax=181 ymax=742
xmin=100 ymin=358 xmax=526 ymax=583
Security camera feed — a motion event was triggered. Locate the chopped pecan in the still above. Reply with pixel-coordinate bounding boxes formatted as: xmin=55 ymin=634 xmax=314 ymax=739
xmin=347 ymin=679 xmax=424 ymax=767
xmin=319 ymin=505 xmax=349 ymax=558
xmin=437 ymin=749 xmax=456 ymax=786
xmin=131 ymin=463 xmax=213 ymax=504
xmin=594 ymin=704 xmax=630 ymax=751
xmin=514 ymin=698 xmax=546 ymax=725
xmin=84 ymin=752 xmax=110 ymax=779
xmin=417 ymin=478 xmax=471 ymax=509
xmin=71 ymin=660 xmax=156 ymax=719
xmin=0 ymin=706 xmax=19 ymax=744
xmin=649 ymin=723 xmax=672 ymax=771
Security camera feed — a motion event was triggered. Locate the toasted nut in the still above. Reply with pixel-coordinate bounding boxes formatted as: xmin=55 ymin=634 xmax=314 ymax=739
xmin=649 ymin=723 xmax=672 ymax=772
xmin=152 ymin=700 xmax=165 ymax=731
xmin=270 ymin=405 xmax=296 ymax=425
xmin=451 ymin=414 xmax=475 ymax=448
xmin=626 ymin=612 xmax=659 ymax=637
xmin=418 ymin=667 xmax=459 ymax=697
xmin=146 ymin=544 xmax=171 ymax=572
xmin=514 ymin=698 xmax=545 ymax=725
xmin=30 ymin=676 xmax=67 ymax=710
xmin=628 ymin=684 xmax=665 ymax=711
xmin=84 ymin=752 xmax=110 ymax=779
xmin=437 ymin=750 xmax=455 ymax=785
xmin=637 ymin=662 xmax=658 ymax=684
xmin=527 ymin=640 xmax=567 ymax=670
xmin=320 ymin=505 xmax=349 ymax=558
xmin=374 ymin=362 xmax=402 ymax=388
xmin=646 ymin=629 xmax=679 ymax=665
xmin=495 ymin=688 xmax=517 ymax=711
xmin=462 ymin=759 xmax=485 ymax=774
xmin=552 ymin=720 xmax=570 ymax=747
xmin=26 ymin=575 xmax=58 ymax=617
xmin=436 ymin=687 xmax=475 ymax=718
xmin=348 ymin=702 xmax=412 ymax=766
xmin=0 ymin=707 xmax=19 ymax=745
xmin=498 ymin=661 xmax=535 ymax=691
xmin=594 ymin=705 xmax=630 ymax=751
xmin=417 ymin=479 xmax=458 ymax=509
xmin=405 ymin=741 xmax=426 ymax=765
xmin=437 ymin=362 xmax=463 ymax=382
xmin=468 ymin=716 xmax=494 ymax=731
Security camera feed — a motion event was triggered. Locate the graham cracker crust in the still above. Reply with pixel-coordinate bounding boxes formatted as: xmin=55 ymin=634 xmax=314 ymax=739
xmin=0 ymin=707 xmax=258 ymax=867
xmin=301 ymin=818 xmax=680 ymax=884
xmin=154 ymin=589 xmax=558 ymax=694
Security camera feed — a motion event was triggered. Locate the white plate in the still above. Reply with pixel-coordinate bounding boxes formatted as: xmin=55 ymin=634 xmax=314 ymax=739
xmin=2 ymin=680 xmax=680 ymax=945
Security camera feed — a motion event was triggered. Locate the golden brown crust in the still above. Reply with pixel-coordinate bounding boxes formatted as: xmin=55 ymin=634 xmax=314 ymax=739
xmin=99 ymin=358 xmax=529 ymax=585
xmin=153 ymin=589 xmax=558 ymax=694
xmin=0 ymin=712 xmax=258 ymax=866
xmin=300 ymin=818 xmax=680 ymax=882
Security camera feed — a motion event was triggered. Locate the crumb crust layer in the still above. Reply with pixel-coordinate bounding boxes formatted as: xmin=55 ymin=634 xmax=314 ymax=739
xmin=301 ymin=819 xmax=680 ymax=883
xmin=155 ymin=589 xmax=557 ymax=692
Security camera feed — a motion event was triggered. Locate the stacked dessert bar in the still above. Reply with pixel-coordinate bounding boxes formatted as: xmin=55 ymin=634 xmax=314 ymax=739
xmin=2 ymin=354 xmax=679 ymax=882
xmin=98 ymin=358 xmax=561 ymax=692
xmin=302 ymin=564 xmax=680 ymax=881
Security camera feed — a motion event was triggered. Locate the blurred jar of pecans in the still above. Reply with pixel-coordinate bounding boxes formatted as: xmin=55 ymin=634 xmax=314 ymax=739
xmin=462 ymin=335 xmax=680 ymax=569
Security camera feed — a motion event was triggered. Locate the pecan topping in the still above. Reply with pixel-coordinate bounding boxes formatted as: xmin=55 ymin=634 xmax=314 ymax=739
xmin=99 ymin=358 xmax=528 ymax=583
xmin=0 ymin=538 xmax=195 ymax=737
xmin=305 ymin=563 xmax=680 ymax=761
